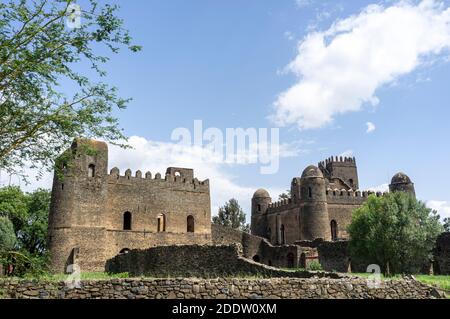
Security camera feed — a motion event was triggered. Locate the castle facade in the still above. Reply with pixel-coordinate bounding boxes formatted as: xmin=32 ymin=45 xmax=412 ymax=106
xmin=251 ymin=156 xmax=415 ymax=245
xmin=48 ymin=139 xmax=211 ymax=273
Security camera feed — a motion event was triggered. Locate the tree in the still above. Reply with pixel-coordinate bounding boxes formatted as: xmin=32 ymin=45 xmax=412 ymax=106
xmin=0 ymin=216 xmax=17 ymax=252
xmin=213 ymin=199 xmax=250 ymax=232
xmin=443 ymin=218 xmax=450 ymax=232
xmin=0 ymin=0 xmax=141 ymax=180
xmin=278 ymin=190 xmax=290 ymax=201
xmin=347 ymin=192 xmax=444 ymax=275
xmin=0 ymin=186 xmax=51 ymax=276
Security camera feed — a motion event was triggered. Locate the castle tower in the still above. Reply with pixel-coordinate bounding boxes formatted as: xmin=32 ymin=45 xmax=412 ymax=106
xmin=290 ymin=177 xmax=301 ymax=204
xmin=251 ymin=188 xmax=271 ymax=237
xmin=319 ymin=156 xmax=359 ymax=190
xmin=48 ymin=138 xmax=109 ymax=273
xmin=299 ymin=165 xmax=331 ymax=241
xmin=389 ymin=172 xmax=416 ymax=198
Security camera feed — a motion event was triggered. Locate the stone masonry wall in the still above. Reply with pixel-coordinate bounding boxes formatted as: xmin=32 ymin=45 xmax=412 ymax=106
xmin=0 ymin=277 xmax=441 ymax=299
xmin=105 ymin=244 xmax=334 ymax=278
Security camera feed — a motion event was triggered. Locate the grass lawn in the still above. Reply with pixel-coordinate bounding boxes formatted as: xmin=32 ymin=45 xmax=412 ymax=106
xmin=352 ymin=273 xmax=450 ymax=292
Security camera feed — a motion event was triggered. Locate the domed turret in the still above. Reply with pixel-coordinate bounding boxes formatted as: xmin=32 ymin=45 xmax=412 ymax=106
xmin=251 ymin=188 xmax=271 ymax=237
xmin=389 ymin=172 xmax=415 ymax=197
xmin=301 ymin=165 xmax=324 ymax=179
xmin=299 ymin=165 xmax=331 ymax=241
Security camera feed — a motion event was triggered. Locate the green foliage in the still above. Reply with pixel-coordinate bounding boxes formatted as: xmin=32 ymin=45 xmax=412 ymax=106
xmin=0 ymin=216 xmax=17 ymax=252
xmin=278 ymin=190 xmax=291 ymax=201
xmin=0 ymin=0 xmax=141 ymax=180
xmin=212 ymin=198 xmax=250 ymax=232
xmin=0 ymin=186 xmax=51 ymax=276
xmin=443 ymin=218 xmax=450 ymax=232
xmin=348 ymin=192 xmax=444 ymax=274
xmin=306 ymin=261 xmax=323 ymax=271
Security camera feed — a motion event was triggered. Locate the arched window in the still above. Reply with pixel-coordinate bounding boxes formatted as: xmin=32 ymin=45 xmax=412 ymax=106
xmin=88 ymin=164 xmax=95 ymax=177
xmin=253 ymin=255 xmax=260 ymax=262
xmin=287 ymin=252 xmax=295 ymax=268
xmin=308 ymin=187 xmax=312 ymax=198
xmin=174 ymin=171 xmax=181 ymax=177
xmin=330 ymin=220 xmax=338 ymax=241
xmin=280 ymin=224 xmax=285 ymax=245
xmin=257 ymin=204 xmax=261 ymax=211
xmin=157 ymin=213 xmax=166 ymax=232
xmin=187 ymin=215 xmax=195 ymax=233
xmin=349 ymin=179 xmax=354 ymax=186
xmin=119 ymin=248 xmax=130 ymax=254
xmin=123 ymin=211 xmax=132 ymax=230
xmin=267 ymin=228 xmax=271 ymax=240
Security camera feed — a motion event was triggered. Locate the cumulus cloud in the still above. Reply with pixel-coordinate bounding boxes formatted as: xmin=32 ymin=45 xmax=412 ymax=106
xmin=426 ymin=200 xmax=450 ymax=221
xmin=367 ymin=183 xmax=389 ymax=192
xmin=366 ymin=122 xmax=376 ymax=133
xmin=272 ymin=0 xmax=450 ymax=129
xmin=3 ymin=136 xmax=297 ymax=220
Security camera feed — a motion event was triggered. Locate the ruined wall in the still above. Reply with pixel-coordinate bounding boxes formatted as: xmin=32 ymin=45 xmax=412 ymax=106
xmin=435 ymin=232 xmax=450 ymax=275
xmin=105 ymin=244 xmax=335 ymax=278
xmin=0 ymin=277 xmax=441 ymax=299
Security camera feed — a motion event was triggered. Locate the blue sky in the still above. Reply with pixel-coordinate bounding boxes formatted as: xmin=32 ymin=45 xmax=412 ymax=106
xmin=4 ymin=0 xmax=450 ymax=221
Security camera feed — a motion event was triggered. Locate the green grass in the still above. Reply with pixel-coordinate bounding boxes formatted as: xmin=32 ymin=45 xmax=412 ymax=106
xmin=414 ymin=275 xmax=450 ymax=291
xmin=2 ymin=271 xmax=129 ymax=282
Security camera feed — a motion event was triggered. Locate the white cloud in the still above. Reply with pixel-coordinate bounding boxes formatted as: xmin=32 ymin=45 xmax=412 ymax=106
xmin=367 ymin=183 xmax=389 ymax=192
xmin=296 ymin=0 xmax=313 ymax=9
xmin=3 ymin=136 xmax=297 ymax=222
xmin=426 ymin=200 xmax=450 ymax=221
xmin=366 ymin=121 xmax=376 ymax=133
xmin=284 ymin=31 xmax=295 ymax=41
xmin=339 ymin=149 xmax=354 ymax=157
xmin=272 ymin=0 xmax=450 ymax=129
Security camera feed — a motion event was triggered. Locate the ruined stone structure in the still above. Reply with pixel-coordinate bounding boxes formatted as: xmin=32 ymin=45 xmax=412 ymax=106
xmin=48 ymin=138 xmax=211 ymax=273
xmin=251 ymin=156 xmax=415 ymax=246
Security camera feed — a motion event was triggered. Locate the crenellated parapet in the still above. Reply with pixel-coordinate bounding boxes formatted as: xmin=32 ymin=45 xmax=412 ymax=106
xmin=106 ymin=166 xmax=209 ymax=192
xmin=318 ymin=156 xmax=356 ymax=169
xmin=325 ymin=188 xmax=388 ymax=204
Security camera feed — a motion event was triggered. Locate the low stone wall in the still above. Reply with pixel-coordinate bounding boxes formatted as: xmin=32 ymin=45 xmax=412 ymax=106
xmin=0 ymin=277 xmax=441 ymax=299
xmin=105 ymin=244 xmax=339 ymax=278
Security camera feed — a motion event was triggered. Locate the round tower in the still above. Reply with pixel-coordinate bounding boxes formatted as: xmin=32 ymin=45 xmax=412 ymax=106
xmin=299 ymin=165 xmax=331 ymax=241
xmin=389 ymin=172 xmax=415 ymax=198
xmin=48 ymin=138 xmax=109 ymax=273
xmin=251 ymin=188 xmax=271 ymax=237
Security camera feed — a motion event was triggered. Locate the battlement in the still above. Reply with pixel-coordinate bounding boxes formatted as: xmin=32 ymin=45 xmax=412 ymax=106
xmin=106 ymin=167 xmax=209 ymax=191
xmin=318 ymin=156 xmax=356 ymax=168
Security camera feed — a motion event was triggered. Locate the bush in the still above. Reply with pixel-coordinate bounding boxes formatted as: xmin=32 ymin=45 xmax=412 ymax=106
xmin=307 ymin=261 xmax=323 ymax=271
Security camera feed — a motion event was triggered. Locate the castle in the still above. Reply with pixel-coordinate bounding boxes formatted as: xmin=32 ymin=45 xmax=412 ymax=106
xmin=251 ymin=156 xmax=415 ymax=245
xmin=48 ymin=139 xmax=212 ymax=272
xmin=48 ymin=139 xmax=415 ymax=273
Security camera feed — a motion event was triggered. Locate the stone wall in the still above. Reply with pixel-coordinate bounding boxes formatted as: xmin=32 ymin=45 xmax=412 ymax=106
xmin=435 ymin=232 xmax=450 ymax=275
xmin=105 ymin=244 xmax=335 ymax=278
xmin=211 ymin=225 xmax=306 ymax=268
xmin=0 ymin=277 xmax=441 ymax=299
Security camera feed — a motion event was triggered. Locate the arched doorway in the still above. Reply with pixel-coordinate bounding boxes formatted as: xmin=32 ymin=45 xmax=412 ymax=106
xmin=287 ymin=253 xmax=295 ymax=268
xmin=253 ymin=255 xmax=260 ymax=262
xmin=330 ymin=220 xmax=338 ymax=241
xmin=123 ymin=211 xmax=132 ymax=230
xmin=187 ymin=215 xmax=195 ymax=233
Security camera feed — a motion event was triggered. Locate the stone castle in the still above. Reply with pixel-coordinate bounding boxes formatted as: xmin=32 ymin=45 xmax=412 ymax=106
xmin=251 ymin=157 xmax=415 ymax=245
xmin=48 ymin=139 xmax=211 ymax=272
xmin=48 ymin=138 xmax=417 ymax=273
